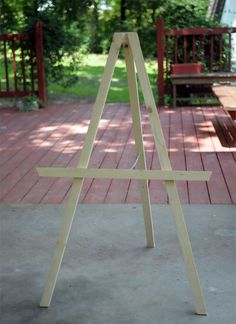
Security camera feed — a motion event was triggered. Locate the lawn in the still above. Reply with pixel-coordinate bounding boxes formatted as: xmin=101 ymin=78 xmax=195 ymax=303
xmin=47 ymin=54 xmax=158 ymax=103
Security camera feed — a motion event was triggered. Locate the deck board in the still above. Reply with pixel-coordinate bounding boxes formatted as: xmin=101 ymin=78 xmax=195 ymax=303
xmin=0 ymin=103 xmax=235 ymax=204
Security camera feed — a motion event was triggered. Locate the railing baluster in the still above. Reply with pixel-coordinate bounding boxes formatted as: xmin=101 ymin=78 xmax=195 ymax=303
xmin=192 ymin=35 xmax=196 ymax=63
xmin=210 ymin=34 xmax=214 ymax=72
xmin=30 ymin=45 xmax=35 ymax=93
xmin=174 ymin=35 xmax=178 ymax=63
xmin=228 ymin=32 xmax=231 ymax=72
xmin=183 ymin=35 xmax=187 ymax=63
xmin=156 ymin=17 xmax=165 ymax=105
xmin=165 ymin=35 xmax=169 ymax=81
xmin=3 ymin=40 xmax=10 ymax=92
xmin=201 ymin=35 xmax=205 ymax=68
xmin=219 ymin=34 xmax=223 ymax=71
xmin=21 ymin=40 xmax=27 ymax=91
xmin=12 ymin=38 xmax=18 ymax=92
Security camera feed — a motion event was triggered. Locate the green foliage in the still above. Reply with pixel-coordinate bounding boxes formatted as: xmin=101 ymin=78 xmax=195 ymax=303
xmin=17 ymin=95 xmax=41 ymax=112
xmin=0 ymin=0 xmax=91 ymax=83
xmin=161 ymin=0 xmax=217 ymax=28
xmin=1 ymin=0 xmax=221 ymax=94
xmin=84 ymin=0 xmax=216 ymax=57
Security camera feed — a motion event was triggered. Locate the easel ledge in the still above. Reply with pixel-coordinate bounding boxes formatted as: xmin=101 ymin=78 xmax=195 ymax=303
xmin=37 ymin=167 xmax=211 ymax=182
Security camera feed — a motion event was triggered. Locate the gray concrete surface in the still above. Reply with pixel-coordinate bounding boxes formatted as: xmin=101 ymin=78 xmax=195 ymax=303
xmin=0 ymin=204 xmax=235 ymax=324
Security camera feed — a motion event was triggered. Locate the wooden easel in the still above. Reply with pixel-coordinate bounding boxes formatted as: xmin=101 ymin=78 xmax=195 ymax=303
xmin=37 ymin=33 xmax=211 ymax=314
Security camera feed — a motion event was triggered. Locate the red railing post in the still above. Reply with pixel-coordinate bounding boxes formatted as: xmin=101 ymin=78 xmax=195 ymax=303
xmin=156 ymin=17 xmax=165 ymax=106
xmin=35 ymin=21 xmax=46 ymax=104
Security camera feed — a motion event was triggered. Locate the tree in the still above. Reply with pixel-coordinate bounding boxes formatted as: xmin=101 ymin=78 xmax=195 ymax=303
xmin=0 ymin=0 xmax=92 ymax=82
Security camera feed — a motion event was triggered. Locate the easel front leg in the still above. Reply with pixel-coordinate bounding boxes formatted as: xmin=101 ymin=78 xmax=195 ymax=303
xmin=40 ymin=178 xmax=83 ymax=307
xmin=125 ymin=40 xmax=155 ymax=248
xmin=165 ymin=180 xmax=207 ymax=315
xmin=40 ymin=33 xmax=126 ymax=307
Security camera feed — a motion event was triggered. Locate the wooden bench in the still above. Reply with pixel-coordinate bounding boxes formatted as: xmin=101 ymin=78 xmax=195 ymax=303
xmin=212 ymin=85 xmax=236 ymax=121
xmin=170 ymin=72 xmax=236 ymax=108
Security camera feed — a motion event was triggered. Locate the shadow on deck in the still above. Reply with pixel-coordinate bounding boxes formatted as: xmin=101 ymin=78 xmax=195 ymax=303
xmin=0 ymin=103 xmax=235 ymax=204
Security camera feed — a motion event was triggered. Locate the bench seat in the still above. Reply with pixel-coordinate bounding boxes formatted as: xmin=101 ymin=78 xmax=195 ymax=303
xmin=170 ymin=72 xmax=236 ymax=107
xmin=212 ymin=85 xmax=236 ymax=120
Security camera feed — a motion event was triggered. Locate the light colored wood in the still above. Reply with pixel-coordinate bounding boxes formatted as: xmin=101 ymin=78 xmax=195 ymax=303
xmin=127 ymin=32 xmax=207 ymax=315
xmin=40 ymin=177 xmax=83 ymax=307
xmin=124 ymin=36 xmax=155 ymax=248
xmin=37 ymin=167 xmax=211 ymax=182
xmin=40 ymin=33 xmax=125 ymax=307
xmin=38 ymin=32 xmax=209 ymax=314
xmin=212 ymin=85 xmax=236 ymax=111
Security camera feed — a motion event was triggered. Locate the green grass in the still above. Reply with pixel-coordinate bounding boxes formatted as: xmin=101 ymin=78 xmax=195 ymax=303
xmin=47 ymin=54 xmax=158 ymax=103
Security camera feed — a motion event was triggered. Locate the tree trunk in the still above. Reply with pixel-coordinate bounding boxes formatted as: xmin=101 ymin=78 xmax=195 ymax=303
xmin=120 ymin=0 xmax=126 ymax=26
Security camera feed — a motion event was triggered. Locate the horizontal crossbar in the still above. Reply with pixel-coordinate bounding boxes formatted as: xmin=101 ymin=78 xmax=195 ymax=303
xmin=37 ymin=167 xmax=211 ymax=181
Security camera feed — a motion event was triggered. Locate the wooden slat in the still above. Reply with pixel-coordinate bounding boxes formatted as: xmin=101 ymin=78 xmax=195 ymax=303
xmin=0 ymin=106 xmax=89 ymax=202
xmin=199 ymin=107 xmax=232 ymax=203
xmin=0 ymin=91 xmax=34 ymax=97
xmin=20 ymin=40 xmax=27 ymax=91
xmin=1 ymin=103 xmax=235 ymax=205
xmin=183 ymin=36 xmax=187 ymax=63
xmin=212 ymin=86 xmax=236 ymax=111
xmin=82 ymin=105 xmax=129 ymax=203
xmin=0 ymin=104 xmax=70 ymax=166
xmin=210 ymin=35 xmax=214 ymax=72
xmin=169 ymin=107 xmax=188 ymax=203
xmin=37 ymin=167 xmax=211 ymax=182
xmin=44 ymin=106 xmax=120 ymax=204
xmin=219 ymin=34 xmax=223 ymax=72
xmin=3 ymin=40 xmax=9 ymax=92
xmin=217 ymin=152 xmax=236 ymax=203
xmin=165 ymin=27 xmax=236 ymax=36
xmin=183 ymin=107 xmax=210 ymax=204
xmin=19 ymin=107 xmax=92 ymax=204
xmin=0 ymin=33 xmax=29 ymax=40
xmin=192 ymin=35 xmax=196 ymax=63
xmin=12 ymin=39 xmax=17 ymax=92
xmin=149 ymin=107 xmax=169 ymax=203
xmin=228 ymin=33 xmax=232 ymax=71
xmin=174 ymin=35 xmax=178 ymax=63
xmin=29 ymin=46 xmax=35 ymax=93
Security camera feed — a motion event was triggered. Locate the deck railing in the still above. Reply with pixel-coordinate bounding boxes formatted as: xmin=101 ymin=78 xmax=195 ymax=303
xmin=156 ymin=17 xmax=236 ymax=105
xmin=0 ymin=22 xmax=46 ymax=103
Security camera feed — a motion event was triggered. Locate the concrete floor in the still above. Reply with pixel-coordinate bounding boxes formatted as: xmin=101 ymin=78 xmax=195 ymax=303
xmin=0 ymin=204 xmax=235 ymax=324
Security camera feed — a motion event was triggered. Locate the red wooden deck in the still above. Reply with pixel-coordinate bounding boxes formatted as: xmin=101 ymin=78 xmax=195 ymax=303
xmin=0 ymin=103 xmax=235 ymax=204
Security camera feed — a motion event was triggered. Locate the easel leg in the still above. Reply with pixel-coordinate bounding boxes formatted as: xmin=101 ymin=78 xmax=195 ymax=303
xmin=40 ymin=178 xmax=83 ymax=307
xmin=127 ymin=33 xmax=207 ymax=314
xmin=165 ymin=181 xmax=207 ymax=314
xmin=40 ymin=34 xmax=126 ymax=307
xmin=125 ymin=40 xmax=155 ymax=248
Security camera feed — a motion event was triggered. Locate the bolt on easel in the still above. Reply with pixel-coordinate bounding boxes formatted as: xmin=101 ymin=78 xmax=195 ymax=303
xmin=37 ymin=32 xmax=211 ymax=315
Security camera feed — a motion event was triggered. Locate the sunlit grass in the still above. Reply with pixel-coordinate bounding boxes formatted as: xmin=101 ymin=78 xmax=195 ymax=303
xmin=0 ymin=52 xmax=157 ymax=103
xmin=48 ymin=54 xmax=158 ymax=103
